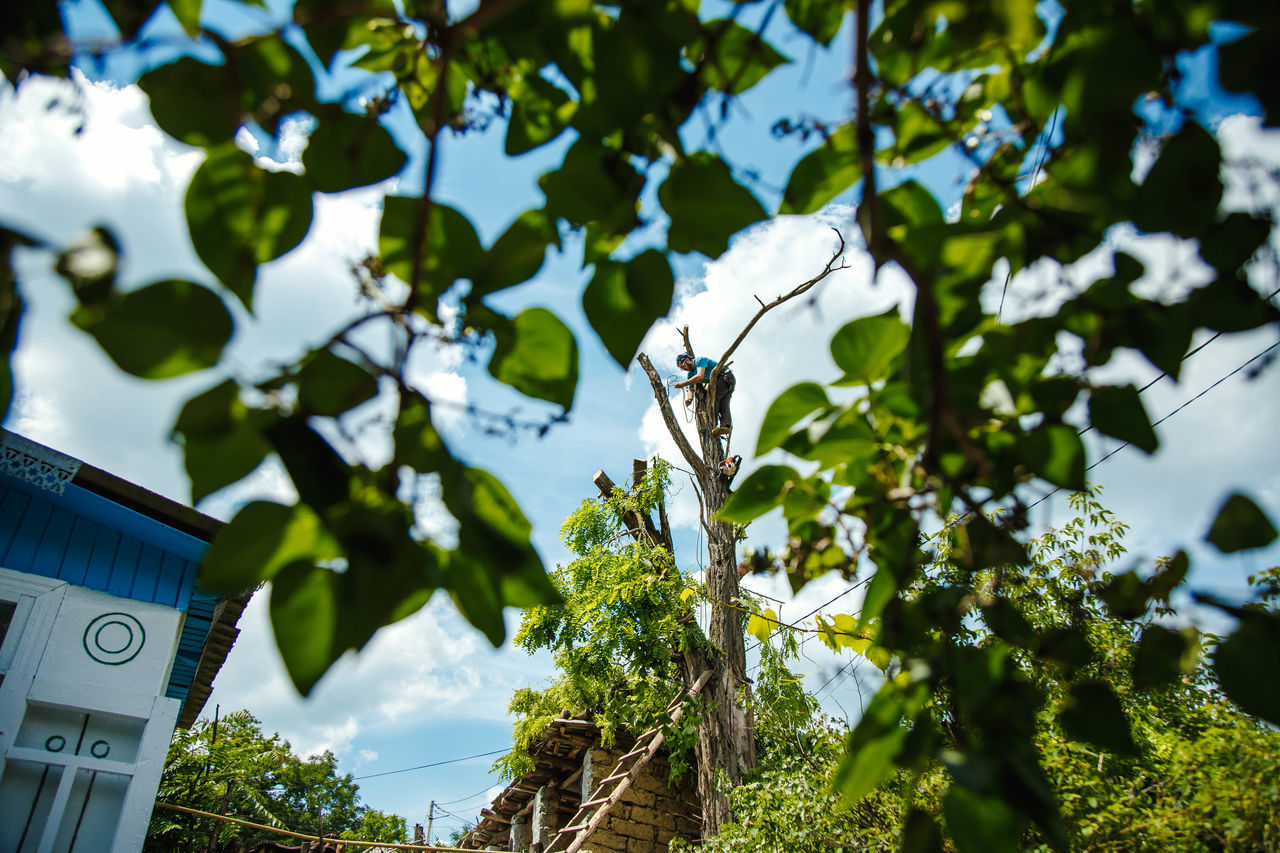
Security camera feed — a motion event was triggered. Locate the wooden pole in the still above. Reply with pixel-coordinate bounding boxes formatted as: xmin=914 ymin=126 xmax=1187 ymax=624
xmin=153 ymin=803 xmax=505 ymax=852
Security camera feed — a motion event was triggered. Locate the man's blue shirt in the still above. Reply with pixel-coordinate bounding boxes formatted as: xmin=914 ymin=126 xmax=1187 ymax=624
xmin=685 ymin=357 xmax=717 ymax=385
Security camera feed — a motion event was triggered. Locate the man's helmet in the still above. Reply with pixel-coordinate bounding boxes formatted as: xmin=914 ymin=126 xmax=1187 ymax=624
xmin=676 ymin=353 xmax=693 ymax=367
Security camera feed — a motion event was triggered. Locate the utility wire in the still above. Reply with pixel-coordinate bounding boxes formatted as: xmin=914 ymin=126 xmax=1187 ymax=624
xmin=813 ymin=658 xmax=857 ymax=698
xmin=434 ymin=785 xmax=496 ymax=807
xmin=1026 ymin=336 xmax=1280 ymax=515
xmin=997 ymin=107 xmax=1061 ymax=322
xmin=745 ymin=577 xmax=869 ymax=657
xmin=352 ymin=748 xmax=509 ymax=781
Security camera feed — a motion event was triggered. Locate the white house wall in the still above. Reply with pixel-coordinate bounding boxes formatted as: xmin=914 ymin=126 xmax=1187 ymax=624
xmin=0 ymin=569 xmax=186 ymax=853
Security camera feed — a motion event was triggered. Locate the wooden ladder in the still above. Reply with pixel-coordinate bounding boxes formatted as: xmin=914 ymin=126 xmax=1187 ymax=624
xmin=545 ymin=669 xmax=712 ymax=853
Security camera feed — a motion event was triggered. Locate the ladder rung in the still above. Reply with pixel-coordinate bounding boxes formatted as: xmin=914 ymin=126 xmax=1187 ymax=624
xmin=602 ymin=771 xmax=631 ymax=783
xmin=618 ymin=745 xmax=648 ymax=761
xmin=558 ymin=822 xmax=589 ymax=834
xmin=580 ymin=795 xmax=610 ymax=808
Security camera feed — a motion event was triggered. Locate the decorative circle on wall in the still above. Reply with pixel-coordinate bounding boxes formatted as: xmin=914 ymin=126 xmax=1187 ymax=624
xmin=90 ymin=740 xmax=110 ymax=759
xmin=45 ymin=735 xmax=66 ymax=752
xmin=82 ymin=612 xmax=146 ymax=665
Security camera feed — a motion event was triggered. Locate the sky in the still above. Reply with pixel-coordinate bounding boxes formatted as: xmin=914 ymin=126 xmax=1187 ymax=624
xmin=3 ymin=0 xmax=1280 ymax=839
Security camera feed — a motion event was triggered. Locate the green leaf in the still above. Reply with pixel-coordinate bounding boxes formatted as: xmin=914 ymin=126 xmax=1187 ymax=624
xmin=1015 ymin=424 xmax=1085 ymax=491
xmin=265 ymin=416 xmax=351 ymax=513
xmin=295 ymin=350 xmax=379 ymax=417
xmin=659 ymin=152 xmax=767 ymax=259
xmin=835 ymin=687 xmax=912 ymax=802
xmin=302 ymin=104 xmax=407 ymax=193
xmin=780 ymin=124 xmax=860 ymax=215
xmin=171 ymin=0 xmax=206 ymax=34
xmin=893 ymin=101 xmax=951 ymax=165
xmin=393 ymin=393 xmax=450 ymax=473
xmin=173 ymin=379 xmax=271 ymax=503
xmin=379 ymin=198 xmax=482 ymax=318
xmin=783 ymin=0 xmax=844 ymax=46
xmin=1088 ymin=384 xmax=1157 ymax=454
xmin=71 ymin=279 xmax=231 ymax=378
xmin=1057 ymin=681 xmax=1137 ymax=755
xmin=944 ymin=787 xmax=1025 ymax=853
xmin=1133 ymin=625 xmax=1199 ymax=690
xmin=141 ymin=57 xmax=236 ymax=147
xmin=1133 ymin=123 xmax=1223 ymax=238
xmin=881 ymin=179 xmax=944 ymax=229
xmin=1098 ymin=571 xmax=1151 ymax=621
xmin=201 ymin=500 xmax=340 ymax=591
xmin=692 ymin=19 xmax=789 ymax=95
xmin=1148 ymin=550 xmax=1189 ymax=602
xmin=756 ymin=382 xmax=831 ymax=454
xmin=900 ymin=809 xmax=944 ymax=853
xmin=858 ymin=567 xmax=897 ymax=631
xmin=1213 ymin=611 xmax=1280 ymax=726
xmin=1038 ymin=626 xmax=1092 ymax=670
xmin=506 ymin=73 xmax=577 ymax=155
xmin=295 ymin=0 xmax=396 ymax=66
xmin=1205 ymin=493 xmax=1278 ymax=553
xmin=270 ymin=561 xmax=339 ymax=694
xmin=442 ymin=466 xmax=559 ymax=645
xmin=717 ymin=465 xmax=799 ymax=524
xmin=488 ymin=307 xmax=578 ymax=410
xmin=470 ymin=209 xmax=557 ymax=299
xmin=980 ymin=598 xmax=1037 ymax=649
xmin=141 ymin=35 xmax=315 ymax=144
xmin=186 ymin=143 xmax=313 ymax=309
xmin=581 ymin=249 xmax=674 ymax=368
xmin=539 ymin=140 xmax=642 ymax=233
xmin=830 ymin=308 xmax=910 ymax=386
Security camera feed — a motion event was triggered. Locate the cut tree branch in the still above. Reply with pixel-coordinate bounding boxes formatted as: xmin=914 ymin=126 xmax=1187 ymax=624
xmin=709 ymin=228 xmax=848 ymax=393
xmin=637 ymin=352 xmax=706 ymax=477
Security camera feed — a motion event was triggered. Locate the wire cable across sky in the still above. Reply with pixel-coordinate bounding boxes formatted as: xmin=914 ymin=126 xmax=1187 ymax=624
xmin=353 ymin=748 xmax=509 ymax=781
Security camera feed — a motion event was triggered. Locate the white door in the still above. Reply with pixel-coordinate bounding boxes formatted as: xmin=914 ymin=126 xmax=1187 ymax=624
xmin=0 ymin=570 xmax=180 ymax=853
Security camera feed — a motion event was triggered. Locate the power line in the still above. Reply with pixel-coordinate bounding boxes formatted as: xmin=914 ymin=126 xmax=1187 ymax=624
xmin=998 ymin=106 xmax=1061 ymax=322
xmin=813 ymin=658 xmax=857 ymax=698
xmin=745 ymin=576 xmax=870 ymax=658
xmin=1026 ymin=336 xmax=1280 ymax=514
xmin=434 ymin=785 xmax=496 ymax=807
xmin=352 ymin=748 xmax=509 ymax=781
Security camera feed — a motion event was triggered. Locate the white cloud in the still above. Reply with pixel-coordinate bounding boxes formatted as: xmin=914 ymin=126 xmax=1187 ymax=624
xmin=637 ymin=208 xmax=913 ymax=528
xmin=207 ymin=592 xmax=551 ymax=762
xmin=1218 ymin=113 xmax=1280 ymax=215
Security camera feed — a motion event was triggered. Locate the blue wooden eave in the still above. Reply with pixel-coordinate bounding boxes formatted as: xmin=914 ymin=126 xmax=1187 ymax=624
xmin=0 ymin=462 xmax=221 ymax=711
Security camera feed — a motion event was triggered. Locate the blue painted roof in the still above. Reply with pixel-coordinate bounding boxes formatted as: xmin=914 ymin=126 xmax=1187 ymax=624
xmin=0 ymin=478 xmax=205 ymax=609
xmin=0 ymin=453 xmax=224 ymax=715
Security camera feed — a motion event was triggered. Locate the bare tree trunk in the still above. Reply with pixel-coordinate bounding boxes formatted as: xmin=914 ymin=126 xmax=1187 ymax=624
xmin=635 ymin=353 xmax=755 ymax=837
xmin=629 ymin=233 xmax=846 ymax=837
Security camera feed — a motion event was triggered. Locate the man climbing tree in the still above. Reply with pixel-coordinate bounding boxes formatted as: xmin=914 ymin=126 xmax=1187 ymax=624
xmin=627 ymin=234 xmax=849 ymax=835
xmin=674 ymin=352 xmax=734 ymax=438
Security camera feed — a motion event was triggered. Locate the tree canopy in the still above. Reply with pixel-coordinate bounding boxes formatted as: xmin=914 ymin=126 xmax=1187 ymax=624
xmin=4 ymin=0 xmax=1280 ymax=845
xmin=694 ymin=491 xmax=1280 ymax=851
xmin=146 ymin=710 xmax=408 ymax=851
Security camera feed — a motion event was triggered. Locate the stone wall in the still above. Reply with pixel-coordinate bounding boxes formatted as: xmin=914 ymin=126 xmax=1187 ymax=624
xmin=569 ymin=746 xmax=699 ymax=853
xmin=461 ymin=725 xmax=699 ymax=852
